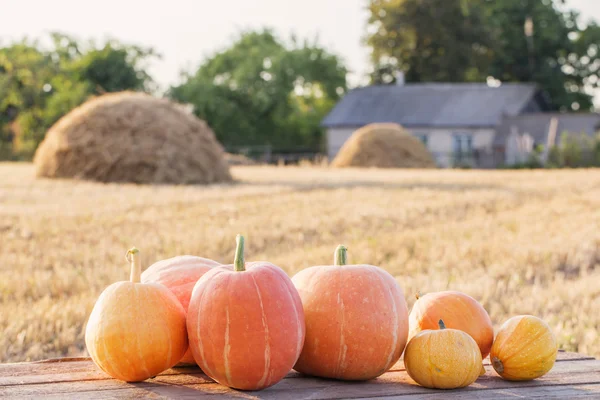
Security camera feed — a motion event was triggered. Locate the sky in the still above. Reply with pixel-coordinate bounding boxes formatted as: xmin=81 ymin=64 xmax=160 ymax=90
xmin=1 ymin=0 xmax=599 ymax=93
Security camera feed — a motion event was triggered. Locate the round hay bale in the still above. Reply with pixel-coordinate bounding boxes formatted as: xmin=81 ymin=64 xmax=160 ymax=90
xmin=34 ymin=91 xmax=232 ymax=184
xmin=331 ymin=123 xmax=436 ymax=168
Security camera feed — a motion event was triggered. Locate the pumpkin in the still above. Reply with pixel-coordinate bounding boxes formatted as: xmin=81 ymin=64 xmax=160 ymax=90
xmin=141 ymin=255 xmax=220 ymax=365
xmin=292 ymin=245 xmax=409 ymax=380
xmin=409 ymin=291 xmax=493 ymax=358
xmin=490 ymin=315 xmax=558 ymax=381
xmin=85 ymin=248 xmax=188 ymax=382
xmin=186 ymin=235 xmax=305 ymax=390
xmin=404 ymin=319 xmax=483 ymax=389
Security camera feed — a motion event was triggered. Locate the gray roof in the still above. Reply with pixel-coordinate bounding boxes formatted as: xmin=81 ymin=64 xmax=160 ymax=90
xmin=494 ymin=113 xmax=600 ymax=146
xmin=322 ymin=83 xmax=539 ymax=128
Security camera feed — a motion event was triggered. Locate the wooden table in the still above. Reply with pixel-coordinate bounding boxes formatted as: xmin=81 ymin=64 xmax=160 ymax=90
xmin=1 ymin=350 xmax=599 ymax=399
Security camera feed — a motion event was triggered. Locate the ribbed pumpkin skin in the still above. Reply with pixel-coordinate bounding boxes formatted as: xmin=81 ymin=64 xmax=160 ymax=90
xmin=141 ymin=255 xmax=220 ymax=365
xmin=292 ymin=265 xmax=409 ymax=380
xmin=490 ymin=315 xmax=558 ymax=381
xmin=404 ymin=327 xmax=482 ymax=389
xmin=85 ymin=282 xmax=188 ymax=382
xmin=409 ymin=291 xmax=493 ymax=358
xmin=187 ymin=263 xmax=305 ymax=391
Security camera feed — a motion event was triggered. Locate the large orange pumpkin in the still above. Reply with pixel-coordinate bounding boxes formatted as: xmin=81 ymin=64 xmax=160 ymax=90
xmin=186 ymin=235 xmax=305 ymax=390
xmin=141 ymin=255 xmax=220 ymax=365
xmin=490 ymin=315 xmax=558 ymax=381
xmin=85 ymin=248 xmax=188 ymax=382
xmin=409 ymin=291 xmax=493 ymax=358
xmin=404 ymin=319 xmax=483 ymax=389
xmin=292 ymin=245 xmax=409 ymax=380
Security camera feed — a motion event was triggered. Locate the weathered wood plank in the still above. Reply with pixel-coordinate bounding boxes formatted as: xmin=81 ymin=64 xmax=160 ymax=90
xmin=0 ymin=351 xmax=590 ymax=387
xmin=364 ymin=383 xmax=600 ymax=399
xmin=1 ymin=359 xmax=599 ymax=398
xmin=0 ymin=359 xmax=199 ymax=381
xmin=4 ymin=380 xmax=600 ymax=400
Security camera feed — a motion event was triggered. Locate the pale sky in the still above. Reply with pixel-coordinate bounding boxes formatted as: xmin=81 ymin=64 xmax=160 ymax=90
xmin=1 ymin=0 xmax=598 ymax=93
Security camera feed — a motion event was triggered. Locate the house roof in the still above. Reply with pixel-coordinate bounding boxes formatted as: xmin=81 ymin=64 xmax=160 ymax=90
xmin=494 ymin=113 xmax=600 ymax=146
xmin=322 ymin=83 xmax=539 ymax=128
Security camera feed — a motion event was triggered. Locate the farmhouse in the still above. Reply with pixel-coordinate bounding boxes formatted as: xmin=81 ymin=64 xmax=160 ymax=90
xmin=322 ymin=81 xmax=600 ymax=168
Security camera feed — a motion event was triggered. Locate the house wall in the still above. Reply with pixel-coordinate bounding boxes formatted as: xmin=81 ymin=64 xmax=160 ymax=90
xmin=327 ymin=127 xmax=355 ymax=160
xmin=327 ymin=126 xmax=496 ymax=168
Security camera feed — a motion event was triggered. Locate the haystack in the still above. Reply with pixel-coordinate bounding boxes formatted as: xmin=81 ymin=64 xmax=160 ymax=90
xmin=331 ymin=123 xmax=436 ymax=168
xmin=34 ymin=92 xmax=232 ymax=184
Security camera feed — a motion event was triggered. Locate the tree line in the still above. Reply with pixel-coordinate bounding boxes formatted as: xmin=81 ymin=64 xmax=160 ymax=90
xmin=1 ymin=0 xmax=598 ymax=160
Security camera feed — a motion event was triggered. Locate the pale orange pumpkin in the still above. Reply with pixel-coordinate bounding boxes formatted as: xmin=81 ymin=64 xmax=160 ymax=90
xmin=292 ymin=245 xmax=409 ymax=380
xmin=186 ymin=235 xmax=305 ymax=390
xmin=409 ymin=291 xmax=493 ymax=358
xmin=141 ymin=255 xmax=219 ymax=365
xmin=404 ymin=319 xmax=483 ymax=389
xmin=490 ymin=315 xmax=558 ymax=381
xmin=85 ymin=248 xmax=188 ymax=382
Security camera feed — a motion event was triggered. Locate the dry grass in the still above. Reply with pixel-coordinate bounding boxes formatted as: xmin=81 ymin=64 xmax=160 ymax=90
xmin=1 ymin=162 xmax=599 ymax=363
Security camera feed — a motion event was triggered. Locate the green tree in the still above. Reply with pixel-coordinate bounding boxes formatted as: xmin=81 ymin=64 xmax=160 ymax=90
xmin=169 ymin=29 xmax=347 ymax=151
xmin=366 ymin=0 xmax=492 ymax=83
xmin=366 ymin=0 xmax=599 ymax=111
xmin=0 ymin=40 xmax=61 ymax=157
xmin=0 ymin=33 xmax=158 ymax=159
xmin=70 ymin=41 xmax=158 ymax=93
xmin=484 ymin=0 xmax=595 ymax=111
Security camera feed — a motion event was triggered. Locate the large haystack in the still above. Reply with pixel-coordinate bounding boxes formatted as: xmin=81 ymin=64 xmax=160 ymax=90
xmin=34 ymin=92 xmax=232 ymax=184
xmin=331 ymin=123 xmax=436 ymax=168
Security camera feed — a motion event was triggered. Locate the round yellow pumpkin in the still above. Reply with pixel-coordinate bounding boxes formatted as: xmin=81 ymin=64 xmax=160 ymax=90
xmin=85 ymin=248 xmax=188 ymax=382
xmin=409 ymin=290 xmax=494 ymax=358
xmin=490 ymin=315 xmax=558 ymax=381
xmin=404 ymin=320 xmax=483 ymax=389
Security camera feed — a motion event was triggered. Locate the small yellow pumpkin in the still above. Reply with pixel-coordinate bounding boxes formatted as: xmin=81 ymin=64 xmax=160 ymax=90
xmin=490 ymin=315 xmax=557 ymax=381
xmin=85 ymin=248 xmax=188 ymax=382
xmin=404 ymin=319 xmax=482 ymax=389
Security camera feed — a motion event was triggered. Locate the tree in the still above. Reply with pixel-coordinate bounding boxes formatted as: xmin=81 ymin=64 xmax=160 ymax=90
xmin=0 ymin=33 xmax=158 ymax=159
xmin=0 ymin=40 xmax=63 ymax=158
xmin=484 ymin=0 xmax=596 ymax=111
xmin=365 ymin=0 xmax=599 ymax=111
xmin=70 ymin=40 xmax=158 ymax=94
xmin=366 ymin=0 xmax=492 ymax=84
xmin=169 ymin=29 xmax=347 ymax=152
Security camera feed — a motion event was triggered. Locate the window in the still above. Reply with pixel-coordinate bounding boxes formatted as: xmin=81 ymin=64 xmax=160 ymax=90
xmin=453 ymin=133 xmax=473 ymax=153
xmin=452 ymin=133 xmax=474 ymax=166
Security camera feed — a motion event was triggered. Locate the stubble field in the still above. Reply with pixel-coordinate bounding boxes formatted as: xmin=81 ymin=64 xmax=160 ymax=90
xmin=1 ymin=162 xmax=599 ymax=363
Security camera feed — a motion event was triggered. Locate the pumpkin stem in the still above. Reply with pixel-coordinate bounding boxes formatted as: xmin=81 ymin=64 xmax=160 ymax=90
xmin=491 ymin=357 xmax=504 ymax=374
xmin=126 ymin=247 xmax=141 ymax=283
xmin=438 ymin=319 xmax=446 ymax=330
xmin=234 ymin=234 xmax=245 ymax=272
xmin=334 ymin=245 xmax=347 ymax=266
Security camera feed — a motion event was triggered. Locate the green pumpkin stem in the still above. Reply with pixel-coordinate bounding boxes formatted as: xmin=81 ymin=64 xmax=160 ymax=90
xmin=234 ymin=234 xmax=246 ymax=272
xmin=126 ymin=247 xmax=141 ymax=283
xmin=334 ymin=245 xmax=348 ymax=266
xmin=438 ymin=319 xmax=446 ymax=330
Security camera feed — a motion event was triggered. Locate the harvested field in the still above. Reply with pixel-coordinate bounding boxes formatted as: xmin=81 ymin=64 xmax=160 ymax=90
xmin=1 ymin=162 xmax=599 ymax=362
